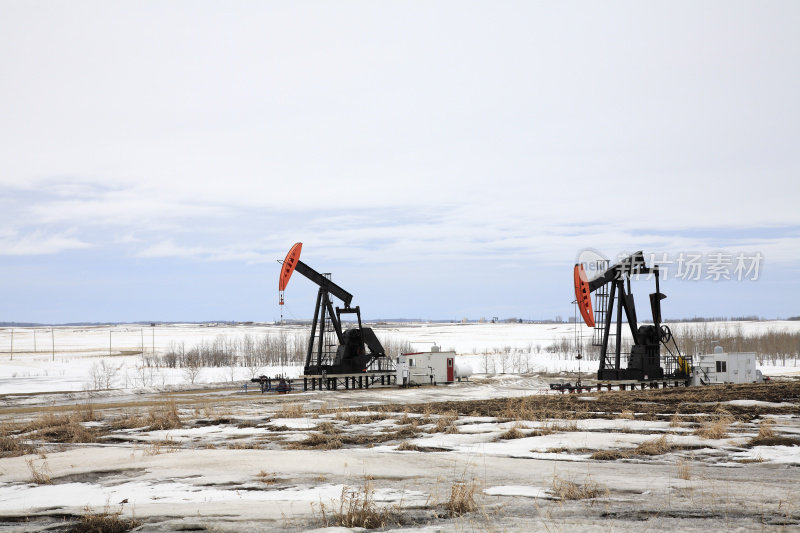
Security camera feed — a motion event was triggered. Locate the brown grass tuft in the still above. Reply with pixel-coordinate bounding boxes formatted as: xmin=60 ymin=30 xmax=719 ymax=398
xmin=318 ymin=482 xmax=401 ymax=529
xmin=590 ymin=449 xmax=630 ymax=461
xmin=634 ymin=435 xmax=672 ymax=456
xmin=396 ymin=441 xmax=419 ymax=451
xmin=289 ymin=432 xmax=342 ymax=450
xmin=315 ymin=421 xmax=337 ymax=434
xmin=619 ymin=410 xmax=635 ymax=420
xmin=445 ymin=480 xmax=479 ymax=517
xmin=498 ymin=424 xmax=526 ymax=440
xmin=70 ymin=505 xmax=140 ymax=533
xmin=276 ymin=403 xmax=305 ymax=418
xmin=757 ymin=419 xmax=775 ymax=439
xmin=146 ymin=401 xmax=182 ymax=431
xmin=676 ymin=459 xmax=691 ymax=480
xmin=695 ymin=417 xmax=732 ymax=440
xmin=26 ymin=458 xmax=52 ymax=484
xmin=591 ymin=435 xmax=672 ymax=460
xmin=0 ymin=425 xmax=35 ymax=458
xmin=551 ymin=475 xmax=606 ymax=500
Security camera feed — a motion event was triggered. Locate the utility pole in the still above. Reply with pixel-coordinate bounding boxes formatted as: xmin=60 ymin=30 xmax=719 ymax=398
xmin=33 ymin=329 xmax=37 ymax=353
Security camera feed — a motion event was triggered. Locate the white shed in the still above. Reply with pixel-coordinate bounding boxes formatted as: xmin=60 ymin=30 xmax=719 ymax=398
xmin=690 ymin=347 xmax=764 ymax=386
xmin=396 ymin=346 xmax=456 ymax=386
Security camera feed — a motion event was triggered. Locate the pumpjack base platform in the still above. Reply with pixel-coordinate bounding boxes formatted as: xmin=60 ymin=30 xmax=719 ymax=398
xmin=300 ymin=371 xmax=397 ymax=391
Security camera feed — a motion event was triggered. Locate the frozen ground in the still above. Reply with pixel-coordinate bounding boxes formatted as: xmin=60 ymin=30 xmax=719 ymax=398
xmin=0 ymin=378 xmax=798 ymax=532
xmin=0 ymin=322 xmax=799 ymax=531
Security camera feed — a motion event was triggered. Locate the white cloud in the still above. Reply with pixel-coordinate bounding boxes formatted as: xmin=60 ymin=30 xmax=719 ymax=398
xmin=0 ymin=230 xmax=93 ymax=256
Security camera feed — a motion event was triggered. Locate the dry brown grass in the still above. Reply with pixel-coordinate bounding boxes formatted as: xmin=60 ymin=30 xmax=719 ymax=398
xmin=498 ymin=424 xmax=526 ymax=440
xmin=757 ymin=419 xmax=775 ymax=438
xmin=256 ymin=471 xmax=281 ymax=485
xmin=144 ymin=439 xmax=179 ymax=456
xmin=318 ymin=482 xmax=401 ymax=529
xmin=398 ymin=408 xmax=412 ymax=425
xmin=289 ymin=432 xmax=343 ymax=450
xmin=69 ymin=505 xmax=140 ymax=533
xmin=591 ymin=435 xmax=673 ymax=460
xmin=315 ymin=421 xmax=337 ymax=433
xmin=276 ymin=403 xmax=305 ymax=418
xmin=669 ymin=412 xmax=683 ymax=427
xmin=109 ymin=411 xmax=147 ymax=430
xmin=445 ymin=480 xmax=479 ymax=517
xmin=227 ymin=441 xmax=260 ymax=450
xmin=430 ymin=411 xmax=459 ymax=434
xmin=551 ymin=475 xmax=606 ymax=501
xmin=619 ymin=409 xmax=635 ymax=420
xmin=590 ymin=449 xmax=630 ymax=460
xmin=736 ymin=456 xmax=765 ymax=463
xmin=0 ymin=422 xmax=35 ymax=458
xmin=676 ymin=459 xmax=691 ymax=480
xmin=694 ymin=414 xmax=733 ymax=440
xmin=146 ymin=401 xmax=182 ymax=431
xmin=634 ymin=435 xmax=672 ymax=456
xmin=26 ymin=458 xmax=52 ymax=484
xmin=23 ymin=409 xmax=101 ymax=444
xmin=396 ymin=441 xmax=420 ymax=451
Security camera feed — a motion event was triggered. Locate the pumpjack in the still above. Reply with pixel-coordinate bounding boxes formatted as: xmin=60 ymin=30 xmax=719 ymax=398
xmin=574 ymin=251 xmax=691 ymax=381
xmin=279 ymin=243 xmax=390 ymax=375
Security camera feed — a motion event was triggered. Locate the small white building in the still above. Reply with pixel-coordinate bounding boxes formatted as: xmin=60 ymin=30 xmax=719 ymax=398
xmin=396 ymin=346 xmax=456 ymax=386
xmin=690 ymin=347 xmax=764 ymax=386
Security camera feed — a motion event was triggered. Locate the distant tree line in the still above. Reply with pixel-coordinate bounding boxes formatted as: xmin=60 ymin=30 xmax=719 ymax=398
xmin=140 ymin=331 xmax=412 ymax=371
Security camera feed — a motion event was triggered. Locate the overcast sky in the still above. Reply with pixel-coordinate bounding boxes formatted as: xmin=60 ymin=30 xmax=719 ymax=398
xmin=1 ymin=1 xmax=799 ymax=324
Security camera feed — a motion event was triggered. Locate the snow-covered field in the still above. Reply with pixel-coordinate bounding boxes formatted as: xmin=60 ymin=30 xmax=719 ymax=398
xmin=2 ymin=321 xmax=799 ymax=395
xmin=1 ymin=322 xmax=799 ymax=532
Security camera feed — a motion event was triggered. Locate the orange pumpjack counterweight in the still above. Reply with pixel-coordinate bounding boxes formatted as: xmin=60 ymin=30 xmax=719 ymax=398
xmin=574 ymin=264 xmax=595 ymax=327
